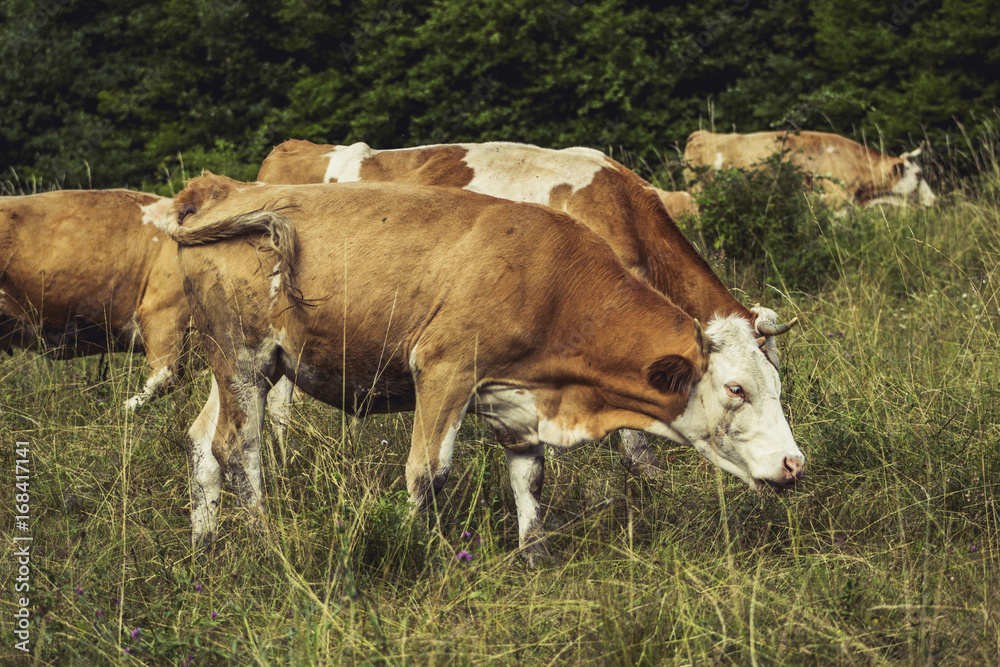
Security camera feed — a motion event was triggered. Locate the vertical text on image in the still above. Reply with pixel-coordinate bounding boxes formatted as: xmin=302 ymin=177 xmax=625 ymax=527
xmin=13 ymin=440 xmax=32 ymax=654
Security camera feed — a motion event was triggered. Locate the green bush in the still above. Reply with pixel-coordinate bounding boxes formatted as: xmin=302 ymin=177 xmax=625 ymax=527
xmin=688 ymin=151 xmax=841 ymax=292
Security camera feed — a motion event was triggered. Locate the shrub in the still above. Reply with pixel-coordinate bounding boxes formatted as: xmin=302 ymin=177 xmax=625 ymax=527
xmin=687 ymin=151 xmax=841 ymax=292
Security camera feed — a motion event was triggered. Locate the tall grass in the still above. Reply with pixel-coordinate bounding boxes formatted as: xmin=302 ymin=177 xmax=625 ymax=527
xmin=1 ymin=152 xmax=998 ymax=665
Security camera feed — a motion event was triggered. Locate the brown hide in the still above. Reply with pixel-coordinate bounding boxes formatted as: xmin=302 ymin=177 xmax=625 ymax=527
xmin=0 ymin=190 xmax=188 ymax=404
xmin=257 ymin=140 xmax=752 ymax=326
xmin=684 ymin=130 xmax=907 ymax=207
xmin=170 ymin=176 xmax=707 ymax=511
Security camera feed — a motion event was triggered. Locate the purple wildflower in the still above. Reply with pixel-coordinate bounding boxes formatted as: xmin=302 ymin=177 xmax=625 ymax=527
xmin=194 ymin=583 xmax=202 ymax=593
xmin=75 ymin=587 xmax=84 ymax=596
xmin=130 ymin=628 xmax=141 ymax=640
xmin=183 ymin=654 xmax=194 ymax=667
xmin=211 ymin=611 xmax=219 ymax=620
xmin=461 ymin=531 xmax=472 ymax=540
xmin=455 ymin=549 xmax=473 ymax=562
xmin=970 ymin=545 xmax=978 ymax=552
xmin=95 ymin=609 xmax=105 ymax=620
xmin=112 ymin=597 xmax=121 ymax=607
xmin=123 ymin=647 xmax=131 ymax=655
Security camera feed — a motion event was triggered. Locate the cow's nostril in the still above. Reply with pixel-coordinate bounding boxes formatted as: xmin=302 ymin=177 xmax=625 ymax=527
xmin=783 ymin=456 xmax=805 ymax=480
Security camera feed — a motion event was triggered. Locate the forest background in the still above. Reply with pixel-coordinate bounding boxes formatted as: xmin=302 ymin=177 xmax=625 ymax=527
xmin=2 ymin=0 xmax=999 ymax=190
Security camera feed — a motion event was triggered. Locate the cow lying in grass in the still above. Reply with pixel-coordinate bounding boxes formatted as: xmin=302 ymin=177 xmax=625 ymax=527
xmin=257 ymin=139 xmax=797 ymax=479
xmin=165 ymin=174 xmax=805 ymax=562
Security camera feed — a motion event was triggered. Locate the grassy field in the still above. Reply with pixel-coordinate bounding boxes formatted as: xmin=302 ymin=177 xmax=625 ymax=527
xmin=1 ymin=165 xmax=998 ymax=665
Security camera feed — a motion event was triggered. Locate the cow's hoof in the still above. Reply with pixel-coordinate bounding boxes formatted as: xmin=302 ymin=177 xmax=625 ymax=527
xmin=518 ymin=532 xmax=551 ymax=569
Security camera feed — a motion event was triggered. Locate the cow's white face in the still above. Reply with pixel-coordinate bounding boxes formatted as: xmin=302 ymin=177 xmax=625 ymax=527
xmin=891 ymin=152 xmax=937 ymax=207
xmin=663 ymin=316 xmax=804 ymax=490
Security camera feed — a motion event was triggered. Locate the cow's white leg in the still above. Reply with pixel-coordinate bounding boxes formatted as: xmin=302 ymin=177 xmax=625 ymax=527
xmin=222 ymin=351 xmax=274 ymax=521
xmin=124 ymin=365 xmax=174 ymax=411
xmin=266 ymin=375 xmax=295 ymax=467
xmin=618 ymin=429 xmax=665 ymax=481
xmin=189 ymin=375 xmax=222 ymax=548
xmin=505 ymin=443 xmax=547 ymax=565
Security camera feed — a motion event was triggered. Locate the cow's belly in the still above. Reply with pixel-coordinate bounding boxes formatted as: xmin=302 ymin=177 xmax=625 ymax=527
xmin=278 ymin=349 xmax=416 ymax=416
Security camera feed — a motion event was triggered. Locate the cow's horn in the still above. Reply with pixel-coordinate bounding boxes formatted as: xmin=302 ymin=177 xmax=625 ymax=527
xmin=756 ymin=336 xmax=767 ymax=347
xmin=757 ymin=317 xmax=799 ymax=336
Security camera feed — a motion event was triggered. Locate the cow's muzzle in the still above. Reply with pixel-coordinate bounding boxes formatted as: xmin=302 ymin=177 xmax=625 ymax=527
xmin=757 ymin=455 xmax=806 ymax=492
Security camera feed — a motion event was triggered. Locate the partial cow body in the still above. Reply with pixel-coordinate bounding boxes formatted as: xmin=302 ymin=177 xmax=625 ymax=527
xmin=0 ymin=189 xmax=187 ymax=409
xmin=683 ymin=130 xmax=937 ymax=208
xmin=258 ymin=139 xmax=796 ymax=477
xmin=652 ymin=188 xmax=699 ymax=220
xmin=167 ymin=175 xmax=805 ymax=561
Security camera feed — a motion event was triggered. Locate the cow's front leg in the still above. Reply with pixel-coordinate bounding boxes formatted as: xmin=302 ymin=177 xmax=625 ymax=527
xmin=504 ymin=442 xmax=547 ymax=566
xmin=618 ymin=429 xmax=665 ymax=482
xmin=406 ymin=373 xmax=472 ymax=512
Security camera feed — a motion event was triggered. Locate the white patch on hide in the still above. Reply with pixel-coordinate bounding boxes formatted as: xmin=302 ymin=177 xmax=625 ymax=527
xmin=323 ymin=142 xmax=376 ymax=183
xmin=139 ymin=198 xmax=173 ymax=231
xmin=460 ymin=142 xmax=605 ymax=205
xmin=536 ymin=419 xmax=595 ymax=450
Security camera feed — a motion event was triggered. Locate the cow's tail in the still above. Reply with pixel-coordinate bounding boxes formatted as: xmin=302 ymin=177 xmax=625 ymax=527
xmin=163 ymin=202 xmax=308 ymax=310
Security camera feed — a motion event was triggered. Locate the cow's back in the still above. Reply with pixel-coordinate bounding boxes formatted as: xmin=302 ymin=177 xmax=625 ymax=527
xmin=258 ymin=139 xmax=338 ymax=184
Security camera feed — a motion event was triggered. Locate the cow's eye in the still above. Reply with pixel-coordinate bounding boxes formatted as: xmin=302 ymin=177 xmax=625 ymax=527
xmin=725 ymin=384 xmax=745 ymax=400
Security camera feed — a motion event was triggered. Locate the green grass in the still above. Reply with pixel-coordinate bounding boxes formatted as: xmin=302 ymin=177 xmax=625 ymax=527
xmin=1 ymin=169 xmax=999 ymax=666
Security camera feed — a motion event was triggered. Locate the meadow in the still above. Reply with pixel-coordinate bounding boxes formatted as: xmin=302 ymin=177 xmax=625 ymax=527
xmin=1 ymin=156 xmax=998 ymax=665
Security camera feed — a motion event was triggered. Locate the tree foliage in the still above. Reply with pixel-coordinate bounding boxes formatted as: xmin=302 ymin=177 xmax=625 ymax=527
xmin=1 ymin=0 xmax=997 ymax=188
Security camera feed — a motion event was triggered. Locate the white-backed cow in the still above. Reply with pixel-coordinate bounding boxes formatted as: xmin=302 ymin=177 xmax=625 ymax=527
xmin=166 ymin=175 xmax=805 ymax=561
xmin=683 ymin=130 xmax=937 ymax=208
xmin=257 ymin=139 xmax=797 ymax=478
xmin=0 ymin=189 xmax=186 ymax=409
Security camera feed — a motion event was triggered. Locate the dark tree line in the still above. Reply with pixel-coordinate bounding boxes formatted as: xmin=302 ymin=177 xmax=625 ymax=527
xmin=1 ymin=0 xmax=997 ymax=190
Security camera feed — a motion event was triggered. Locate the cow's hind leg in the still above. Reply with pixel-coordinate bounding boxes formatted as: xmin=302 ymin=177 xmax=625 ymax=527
xmin=266 ymin=375 xmax=295 ymax=468
xmin=191 ymin=344 xmax=277 ymax=548
xmin=405 ymin=368 xmax=473 ymax=513
xmin=189 ymin=375 xmax=223 ymax=548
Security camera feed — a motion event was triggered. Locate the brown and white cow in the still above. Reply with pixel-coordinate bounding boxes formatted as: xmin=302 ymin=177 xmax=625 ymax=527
xmin=683 ymin=130 xmax=937 ymax=208
xmin=165 ymin=175 xmax=805 ymax=561
xmin=257 ymin=139 xmax=797 ymax=478
xmin=0 ymin=189 xmax=187 ymax=409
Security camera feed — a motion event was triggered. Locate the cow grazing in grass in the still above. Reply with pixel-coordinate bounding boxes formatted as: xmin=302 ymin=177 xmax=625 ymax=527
xmin=0 ymin=189 xmax=187 ymax=409
xmin=683 ymin=130 xmax=937 ymax=208
xmin=258 ymin=139 xmax=797 ymax=478
xmin=166 ymin=175 xmax=805 ymax=561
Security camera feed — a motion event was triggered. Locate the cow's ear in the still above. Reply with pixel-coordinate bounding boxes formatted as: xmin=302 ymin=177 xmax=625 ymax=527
xmin=647 ymin=355 xmax=699 ymax=395
xmin=173 ymin=171 xmax=236 ymax=223
xmin=893 ymin=161 xmax=906 ymax=177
